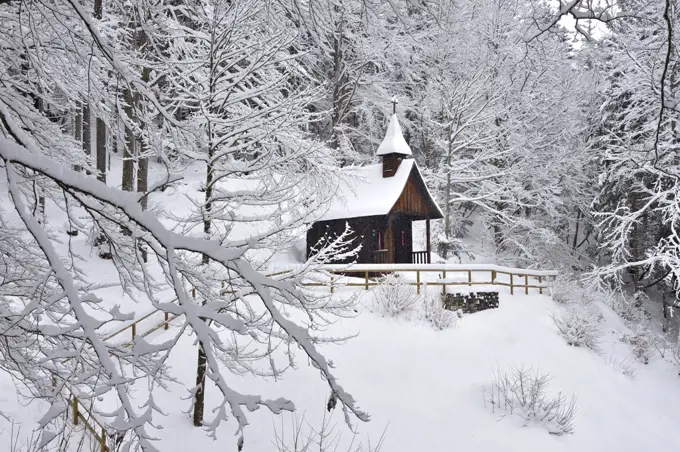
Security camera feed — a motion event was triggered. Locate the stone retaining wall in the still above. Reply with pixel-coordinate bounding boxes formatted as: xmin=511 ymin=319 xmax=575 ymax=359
xmin=443 ymin=292 xmax=499 ymax=314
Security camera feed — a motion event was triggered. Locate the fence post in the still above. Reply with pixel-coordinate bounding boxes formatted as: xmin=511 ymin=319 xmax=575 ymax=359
xmin=330 ymin=276 xmax=334 ymax=294
xmin=510 ymin=273 xmax=514 ymax=295
xmin=491 ymin=270 xmax=496 ymax=283
xmin=191 ymin=287 xmax=196 ymax=299
xmin=468 ymin=270 xmax=472 ymax=286
xmin=525 ymin=274 xmax=529 ymax=295
xmin=416 ymin=271 xmax=421 ymax=295
xmin=72 ymin=397 xmax=79 ymax=425
xmin=365 ymin=271 xmax=369 ymax=291
xmin=442 ymin=270 xmax=447 ymax=296
xmin=131 ymin=323 xmax=136 ymax=340
xmin=164 ymin=312 xmax=169 ymax=330
xmin=538 ymin=276 xmax=543 ymax=295
xmin=101 ymin=428 xmax=107 ymax=452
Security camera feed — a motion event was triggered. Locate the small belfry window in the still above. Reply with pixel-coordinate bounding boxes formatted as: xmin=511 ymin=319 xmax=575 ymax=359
xmin=378 ymin=231 xmax=384 ymax=249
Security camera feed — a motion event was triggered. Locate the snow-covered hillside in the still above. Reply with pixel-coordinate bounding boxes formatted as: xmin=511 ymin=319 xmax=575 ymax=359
xmin=3 ymin=284 xmax=680 ymax=452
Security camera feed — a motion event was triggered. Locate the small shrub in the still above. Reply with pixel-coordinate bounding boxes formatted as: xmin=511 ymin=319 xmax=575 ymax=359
xmin=620 ymin=325 xmax=654 ymax=364
xmin=552 ymin=304 xmax=602 ymax=351
xmin=673 ymin=342 xmax=680 ymax=375
xmin=273 ymin=410 xmax=385 ymax=452
xmin=550 ymin=276 xmax=594 ymax=305
xmin=423 ymin=293 xmax=460 ymax=330
xmin=605 ymin=354 xmax=638 ymax=378
xmin=610 ymin=292 xmax=651 ymax=324
xmin=373 ymin=273 xmax=420 ymax=317
xmin=484 ymin=365 xmax=576 ymax=436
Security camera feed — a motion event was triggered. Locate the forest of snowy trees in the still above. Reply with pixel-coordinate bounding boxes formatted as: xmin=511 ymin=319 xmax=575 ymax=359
xmin=1 ymin=0 xmax=680 ymax=450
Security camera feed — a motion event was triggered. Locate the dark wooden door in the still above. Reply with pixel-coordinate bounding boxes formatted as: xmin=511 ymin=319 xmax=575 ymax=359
xmin=385 ymin=227 xmax=396 ymax=264
xmin=393 ymin=216 xmax=412 ymax=264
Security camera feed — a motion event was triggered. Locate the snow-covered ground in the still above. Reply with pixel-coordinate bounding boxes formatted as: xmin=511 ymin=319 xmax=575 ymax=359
xmin=3 ymin=158 xmax=680 ymax=452
xmin=5 ymin=286 xmax=680 ymax=452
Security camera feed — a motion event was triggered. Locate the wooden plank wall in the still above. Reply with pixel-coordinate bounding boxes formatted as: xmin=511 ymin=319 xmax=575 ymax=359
xmin=392 ymin=172 xmax=436 ymax=217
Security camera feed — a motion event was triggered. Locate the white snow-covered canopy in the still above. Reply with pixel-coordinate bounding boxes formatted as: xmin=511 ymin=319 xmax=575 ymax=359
xmin=319 ymin=159 xmax=415 ymax=221
xmin=376 ymin=114 xmax=412 ymax=156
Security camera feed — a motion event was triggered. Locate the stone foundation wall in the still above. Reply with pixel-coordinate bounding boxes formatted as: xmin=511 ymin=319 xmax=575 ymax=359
xmin=443 ymin=292 xmax=499 ymax=314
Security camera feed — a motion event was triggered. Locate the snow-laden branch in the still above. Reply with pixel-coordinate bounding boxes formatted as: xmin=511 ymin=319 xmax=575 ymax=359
xmin=0 ymin=136 xmax=368 ymax=437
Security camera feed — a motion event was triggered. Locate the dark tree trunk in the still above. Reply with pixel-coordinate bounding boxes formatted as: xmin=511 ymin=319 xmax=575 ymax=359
xmin=121 ymin=89 xmax=135 ymax=237
xmin=96 ymin=118 xmax=107 ymax=184
xmin=83 ymin=103 xmax=91 ymax=175
xmin=94 ymin=0 xmax=106 ymax=184
xmin=135 ymin=32 xmax=151 ymax=262
xmin=193 ymin=344 xmax=207 ymax=426
xmin=73 ymin=104 xmax=82 ymax=172
xmin=202 ymin=157 xmax=213 ymax=265
xmin=122 ymin=89 xmax=135 ymax=194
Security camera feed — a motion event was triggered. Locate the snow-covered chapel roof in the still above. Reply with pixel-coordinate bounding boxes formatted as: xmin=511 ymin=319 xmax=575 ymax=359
xmin=376 ymin=114 xmax=412 ymax=156
xmin=315 ymin=111 xmax=442 ymax=222
xmin=319 ymin=159 xmax=416 ymax=221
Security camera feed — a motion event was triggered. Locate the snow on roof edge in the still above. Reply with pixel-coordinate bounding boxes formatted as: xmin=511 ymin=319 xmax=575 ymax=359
xmin=316 ymin=159 xmax=415 ymax=222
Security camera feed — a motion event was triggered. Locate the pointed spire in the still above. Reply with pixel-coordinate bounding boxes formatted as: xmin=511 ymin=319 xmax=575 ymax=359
xmin=377 ymin=112 xmax=412 ymax=156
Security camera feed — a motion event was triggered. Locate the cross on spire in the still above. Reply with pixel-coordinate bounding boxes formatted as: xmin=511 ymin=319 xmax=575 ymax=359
xmin=391 ymin=96 xmax=398 ymax=115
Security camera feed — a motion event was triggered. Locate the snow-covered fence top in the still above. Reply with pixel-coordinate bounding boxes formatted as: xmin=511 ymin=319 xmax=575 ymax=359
xmin=267 ymin=263 xmax=558 ymax=296
xmin=313 ymin=263 xmax=558 ymax=277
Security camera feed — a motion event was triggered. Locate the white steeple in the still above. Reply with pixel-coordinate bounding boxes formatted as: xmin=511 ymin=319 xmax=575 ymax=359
xmin=376 ymin=113 xmax=412 ymax=156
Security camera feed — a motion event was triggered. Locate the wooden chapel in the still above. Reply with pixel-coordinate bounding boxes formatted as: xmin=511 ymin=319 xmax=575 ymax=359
xmin=306 ymin=105 xmax=443 ymax=264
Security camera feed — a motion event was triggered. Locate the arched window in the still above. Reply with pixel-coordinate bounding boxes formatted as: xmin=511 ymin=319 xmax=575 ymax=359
xmin=401 ymin=230 xmax=406 ymax=246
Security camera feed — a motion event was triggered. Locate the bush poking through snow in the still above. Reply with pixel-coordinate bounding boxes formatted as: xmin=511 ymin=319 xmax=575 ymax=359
xmin=484 ymin=365 xmax=576 ymax=436
xmin=273 ymin=411 xmax=385 ymax=452
xmin=552 ymin=305 xmax=602 ymax=351
xmin=550 ymin=276 xmax=594 ymax=305
xmin=423 ymin=292 xmax=461 ymax=330
xmin=374 ymin=273 xmax=420 ymax=317
xmin=620 ymin=325 xmax=654 ymax=365
xmin=605 ymin=354 xmax=638 ymax=378
xmin=610 ymin=292 xmax=651 ymax=324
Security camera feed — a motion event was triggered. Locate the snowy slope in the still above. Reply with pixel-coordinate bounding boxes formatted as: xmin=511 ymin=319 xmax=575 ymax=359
xmin=63 ymin=289 xmax=680 ymax=452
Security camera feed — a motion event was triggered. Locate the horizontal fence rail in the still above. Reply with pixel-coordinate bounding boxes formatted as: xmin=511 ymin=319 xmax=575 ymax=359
xmin=269 ymin=264 xmax=558 ymax=296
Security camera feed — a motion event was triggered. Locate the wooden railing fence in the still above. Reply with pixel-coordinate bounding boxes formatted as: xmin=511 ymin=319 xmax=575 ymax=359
xmin=287 ymin=264 xmax=557 ymax=296
xmin=70 ymin=395 xmax=109 ymax=452
xmin=411 ymin=251 xmax=429 ymax=264
xmin=61 ymin=293 xmax=188 ymax=450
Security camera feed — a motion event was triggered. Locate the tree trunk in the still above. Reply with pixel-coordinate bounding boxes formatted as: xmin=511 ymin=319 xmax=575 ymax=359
xmin=96 ymin=118 xmax=107 ymax=184
xmin=202 ymin=150 xmax=213 ymax=265
xmin=572 ymin=209 xmax=582 ymax=250
xmin=83 ymin=102 xmax=91 ymax=175
xmin=135 ymin=28 xmax=151 ymax=262
xmin=193 ymin=343 xmax=207 ymax=427
xmin=73 ymin=104 xmax=82 ymax=171
xmin=442 ymin=120 xmax=453 ymax=260
xmin=329 ymin=22 xmax=344 ymax=152
xmin=122 ymin=89 xmax=135 ymax=194
xmin=121 ymin=88 xmax=135 ymax=238
xmin=94 ymin=0 xmax=106 ymax=184
xmin=35 ymin=98 xmax=46 ymax=225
